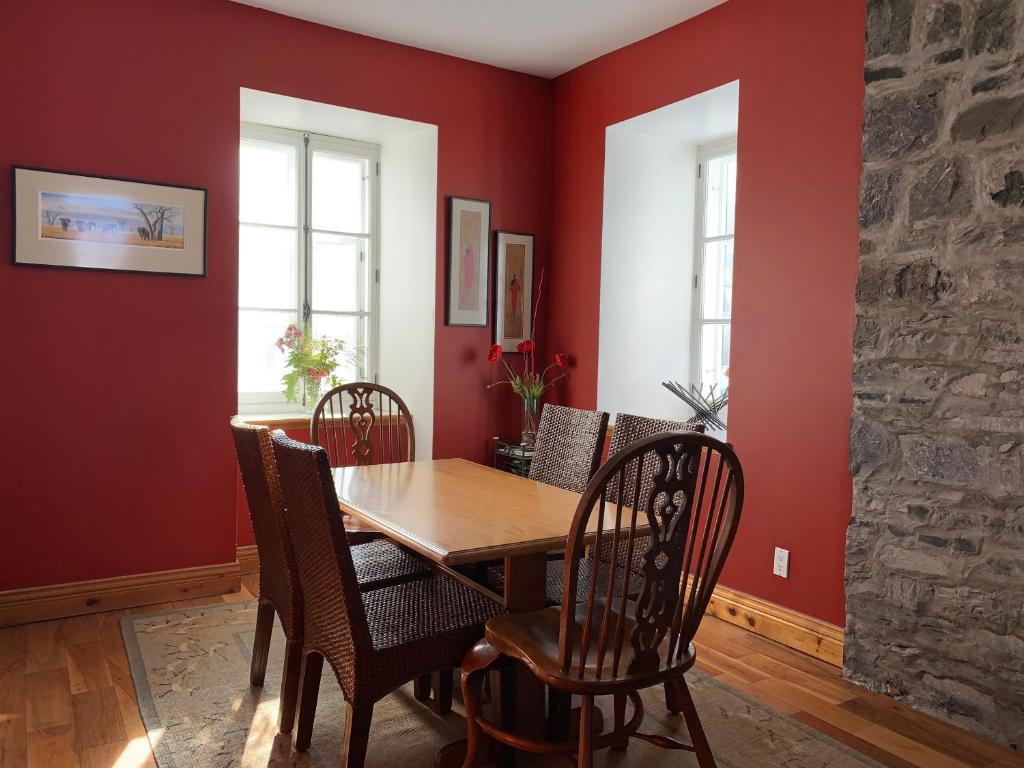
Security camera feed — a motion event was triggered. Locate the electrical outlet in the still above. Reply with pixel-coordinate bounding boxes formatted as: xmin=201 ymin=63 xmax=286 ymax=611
xmin=773 ymin=547 xmax=790 ymax=578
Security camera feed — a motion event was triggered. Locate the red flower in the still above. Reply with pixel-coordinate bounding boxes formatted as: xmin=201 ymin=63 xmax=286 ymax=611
xmin=308 ymin=368 xmax=327 ymax=379
xmin=554 ymin=352 xmax=569 ymax=369
xmin=516 ymin=339 xmax=535 ymax=354
xmin=487 ymin=344 xmax=503 ymax=364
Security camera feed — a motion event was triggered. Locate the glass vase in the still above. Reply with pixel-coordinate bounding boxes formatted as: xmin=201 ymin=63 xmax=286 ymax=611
xmin=521 ymin=396 xmax=539 ymax=447
xmin=299 ymin=376 xmax=323 ymax=414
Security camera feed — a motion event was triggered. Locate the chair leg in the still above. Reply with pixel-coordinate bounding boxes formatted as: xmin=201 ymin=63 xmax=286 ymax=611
xmin=547 ymin=688 xmax=571 ymax=740
xmin=612 ymin=693 xmax=628 ymax=751
xmin=664 ymin=678 xmax=684 ymax=714
xmin=342 ymin=704 xmax=374 ymax=768
xmin=250 ymin=598 xmax=275 ymax=686
xmin=431 ymin=669 xmax=453 ymax=715
xmin=675 ymin=678 xmax=717 ymax=768
xmin=577 ymin=695 xmax=595 ymax=768
xmin=278 ymin=639 xmax=303 ymax=734
xmin=461 ymin=640 xmax=501 ymax=768
xmin=414 ymin=674 xmax=431 ymax=702
xmin=294 ymin=651 xmax=324 ymax=752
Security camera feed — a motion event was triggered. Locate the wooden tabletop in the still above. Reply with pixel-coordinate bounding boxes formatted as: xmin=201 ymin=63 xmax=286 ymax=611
xmin=332 ymin=458 xmax=584 ymax=566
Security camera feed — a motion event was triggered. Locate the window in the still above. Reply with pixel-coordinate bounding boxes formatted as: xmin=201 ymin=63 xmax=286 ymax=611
xmin=692 ymin=144 xmax=736 ymax=395
xmin=238 ymin=124 xmax=379 ymax=413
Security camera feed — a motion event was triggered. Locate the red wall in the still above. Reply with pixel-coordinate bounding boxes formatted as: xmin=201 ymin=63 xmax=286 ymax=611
xmin=545 ymin=0 xmax=865 ymax=625
xmin=0 ymin=0 xmax=550 ymax=590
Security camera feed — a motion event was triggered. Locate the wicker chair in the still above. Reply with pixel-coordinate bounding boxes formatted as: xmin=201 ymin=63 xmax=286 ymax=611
xmin=270 ymin=432 xmax=504 ymax=766
xmin=462 ymin=432 xmax=745 ymax=768
xmin=486 ymin=404 xmax=608 ymax=603
xmin=230 ymin=418 xmax=432 ymax=734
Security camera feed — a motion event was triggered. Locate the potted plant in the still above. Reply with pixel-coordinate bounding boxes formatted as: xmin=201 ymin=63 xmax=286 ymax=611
xmin=275 ymin=322 xmax=347 ymax=412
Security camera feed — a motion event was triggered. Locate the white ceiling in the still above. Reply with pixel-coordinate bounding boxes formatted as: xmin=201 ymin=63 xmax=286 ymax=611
xmin=611 ymin=80 xmax=739 ymax=144
xmin=232 ymin=0 xmax=727 ymax=78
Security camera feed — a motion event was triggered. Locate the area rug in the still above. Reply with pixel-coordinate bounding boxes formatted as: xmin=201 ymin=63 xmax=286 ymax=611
xmin=122 ymin=600 xmax=882 ymax=768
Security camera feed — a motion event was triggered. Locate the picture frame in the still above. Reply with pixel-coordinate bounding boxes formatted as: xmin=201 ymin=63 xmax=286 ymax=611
xmin=445 ymin=195 xmax=491 ymax=326
xmin=493 ymin=231 xmax=535 ymax=352
xmin=12 ymin=166 xmax=207 ymax=277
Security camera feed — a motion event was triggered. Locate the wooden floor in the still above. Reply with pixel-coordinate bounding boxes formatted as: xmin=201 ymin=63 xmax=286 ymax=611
xmin=1 ymin=574 xmax=1020 ymax=768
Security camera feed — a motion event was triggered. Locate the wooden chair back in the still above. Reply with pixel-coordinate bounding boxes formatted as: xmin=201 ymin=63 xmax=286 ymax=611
xmin=270 ymin=431 xmax=370 ymax=697
xmin=528 ymin=404 xmax=609 ymax=492
xmin=310 ymin=382 xmax=415 ymax=467
xmin=558 ymin=432 xmax=744 ymax=679
xmin=230 ymin=417 xmax=302 ymax=635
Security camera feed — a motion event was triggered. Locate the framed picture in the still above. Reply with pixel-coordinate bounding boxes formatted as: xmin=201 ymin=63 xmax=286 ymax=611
xmin=12 ymin=166 xmax=207 ymax=277
xmin=494 ymin=231 xmax=534 ymax=352
xmin=446 ymin=196 xmax=491 ymax=326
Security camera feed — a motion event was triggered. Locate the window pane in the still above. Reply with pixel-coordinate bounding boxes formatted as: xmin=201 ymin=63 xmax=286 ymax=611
xmin=312 ymin=232 xmax=365 ymax=312
xmin=239 ymin=310 xmax=297 ymax=394
xmin=704 ymin=153 xmax=737 ymax=238
xmin=312 ymin=313 xmax=365 ymax=383
xmin=700 ymin=323 xmax=731 ymax=395
xmin=701 ymin=238 xmax=733 ymax=321
xmin=239 ymin=225 xmax=298 ymax=310
xmin=240 ymin=139 xmax=297 ymax=226
xmin=311 ymin=150 xmax=368 ymax=234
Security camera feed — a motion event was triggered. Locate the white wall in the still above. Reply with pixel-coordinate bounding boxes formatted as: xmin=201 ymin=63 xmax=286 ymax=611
xmin=598 ymin=130 xmax=697 ymax=422
xmin=240 ymin=89 xmax=438 ymax=456
xmin=378 ymin=126 xmax=438 ymax=458
xmin=597 ymin=81 xmax=738 ymax=424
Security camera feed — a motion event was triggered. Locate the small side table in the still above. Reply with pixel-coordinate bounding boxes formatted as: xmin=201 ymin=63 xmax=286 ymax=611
xmin=492 ymin=437 xmax=534 ymax=477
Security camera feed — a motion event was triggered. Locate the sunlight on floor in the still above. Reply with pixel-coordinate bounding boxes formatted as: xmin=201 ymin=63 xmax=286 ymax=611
xmin=112 ymin=731 xmax=163 ymax=768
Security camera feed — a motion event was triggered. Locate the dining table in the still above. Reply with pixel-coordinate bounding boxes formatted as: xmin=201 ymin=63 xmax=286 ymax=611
xmin=332 ymin=456 xmax=589 ymax=756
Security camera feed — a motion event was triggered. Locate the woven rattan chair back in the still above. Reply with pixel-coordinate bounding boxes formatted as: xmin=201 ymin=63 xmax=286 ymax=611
xmin=230 ymin=417 xmax=302 ymax=636
xmin=270 ymin=431 xmax=370 ymax=697
xmin=558 ymin=431 xmax=744 ymax=679
xmin=311 ymin=382 xmax=415 ymax=468
xmin=527 ymin=404 xmax=609 ymax=492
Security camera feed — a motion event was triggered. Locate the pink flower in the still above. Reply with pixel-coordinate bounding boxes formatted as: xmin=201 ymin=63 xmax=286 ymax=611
xmin=275 ymin=338 xmax=285 ymax=352
xmin=487 ymin=344 xmax=503 ymax=364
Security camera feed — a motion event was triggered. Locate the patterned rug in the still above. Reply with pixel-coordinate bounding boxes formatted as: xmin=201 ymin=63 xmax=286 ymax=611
xmin=121 ymin=600 xmax=882 ymax=768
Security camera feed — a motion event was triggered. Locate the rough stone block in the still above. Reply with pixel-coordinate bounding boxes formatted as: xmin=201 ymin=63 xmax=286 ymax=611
xmin=926 ymin=2 xmax=964 ymax=45
xmin=850 ymin=416 xmax=891 ymax=475
xmin=951 ymin=94 xmax=1024 ymax=142
xmin=908 ymin=158 xmax=973 ymax=221
xmin=866 ymin=0 xmax=914 ymax=58
xmin=864 ymin=85 xmax=942 ymax=160
xmin=902 ymin=434 xmax=980 ymax=485
xmin=860 ymin=168 xmax=901 ymax=227
xmin=970 ymin=0 xmax=1019 ymax=54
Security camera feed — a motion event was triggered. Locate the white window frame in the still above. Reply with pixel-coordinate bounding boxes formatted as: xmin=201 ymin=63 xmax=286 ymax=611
xmin=238 ymin=123 xmax=380 ymax=414
xmin=690 ymin=139 xmax=736 ymax=394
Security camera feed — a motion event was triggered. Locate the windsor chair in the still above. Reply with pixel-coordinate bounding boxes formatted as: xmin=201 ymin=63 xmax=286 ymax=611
xmin=461 ymin=431 xmax=745 ymax=767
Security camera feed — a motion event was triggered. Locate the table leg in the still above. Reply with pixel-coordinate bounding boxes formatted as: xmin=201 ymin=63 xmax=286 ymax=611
xmin=503 ymin=552 xmax=549 ymax=745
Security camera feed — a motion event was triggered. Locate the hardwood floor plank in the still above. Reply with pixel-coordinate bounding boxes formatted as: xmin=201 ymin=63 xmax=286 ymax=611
xmin=26 ymin=726 xmax=78 ymax=768
xmin=750 ymin=677 xmax=875 ymax=735
xmin=840 ymin=695 xmax=1024 ymax=767
xmin=857 ymin=723 xmax=976 ymax=768
xmin=66 ymin=642 xmax=113 ymax=695
xmin=71 ymin=687 xmax=125 ymax=752
xmin=25 ymin=621 xmax=65 ymax=674
xmin=692 ymin=645 xmax=768 ymax=685
xmin=741 ymin=652 xmax=858 ymax=705
xmin=79 ymin=738 xmax=158 ymax=768
xmin=0 ymin=623 xmax=27 ymax=767
xmin=25 ymin=668 xmax=74 ymax=732
xmin=793 ymin=712 xmax=922 ymax=768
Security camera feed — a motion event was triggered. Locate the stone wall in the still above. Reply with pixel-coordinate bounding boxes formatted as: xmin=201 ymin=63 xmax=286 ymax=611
xmin=850 ymin=0 xmax=1024 ymax=750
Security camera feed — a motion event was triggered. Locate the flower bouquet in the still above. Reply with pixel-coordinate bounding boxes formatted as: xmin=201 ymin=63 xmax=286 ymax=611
xmin=276 ymin=322 xmax=346 ymax=411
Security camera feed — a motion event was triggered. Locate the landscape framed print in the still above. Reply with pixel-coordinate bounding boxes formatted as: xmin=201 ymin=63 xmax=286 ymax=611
xmin=12 ymin=166 xmax=207 ymax=276
xmin=493 ymin=231 xmax=534 ymax=352
xmin=446 ymin=195 xmax=491 ymax=326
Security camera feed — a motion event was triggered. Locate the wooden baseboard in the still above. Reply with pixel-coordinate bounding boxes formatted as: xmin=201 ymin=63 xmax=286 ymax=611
xmin=0 ymin=561 xmax=241 ymax=627
xmin=237 ymin=544 xmax=260 ymax=576
xmin=704 ymin=583 xmax=844 ymax=667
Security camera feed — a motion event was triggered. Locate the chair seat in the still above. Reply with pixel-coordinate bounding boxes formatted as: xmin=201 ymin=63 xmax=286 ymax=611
xmin=483 ymin=599 xmax=695 ymax=692
xmin=351 ymin=539 xmax=432 ymax=591
xmin=486 ymin=558 xmax=644 ymax=605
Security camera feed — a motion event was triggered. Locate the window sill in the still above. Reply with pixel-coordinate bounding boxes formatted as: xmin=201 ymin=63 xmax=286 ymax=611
xmin=241 ymin=413 xmax=311 ymax=430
